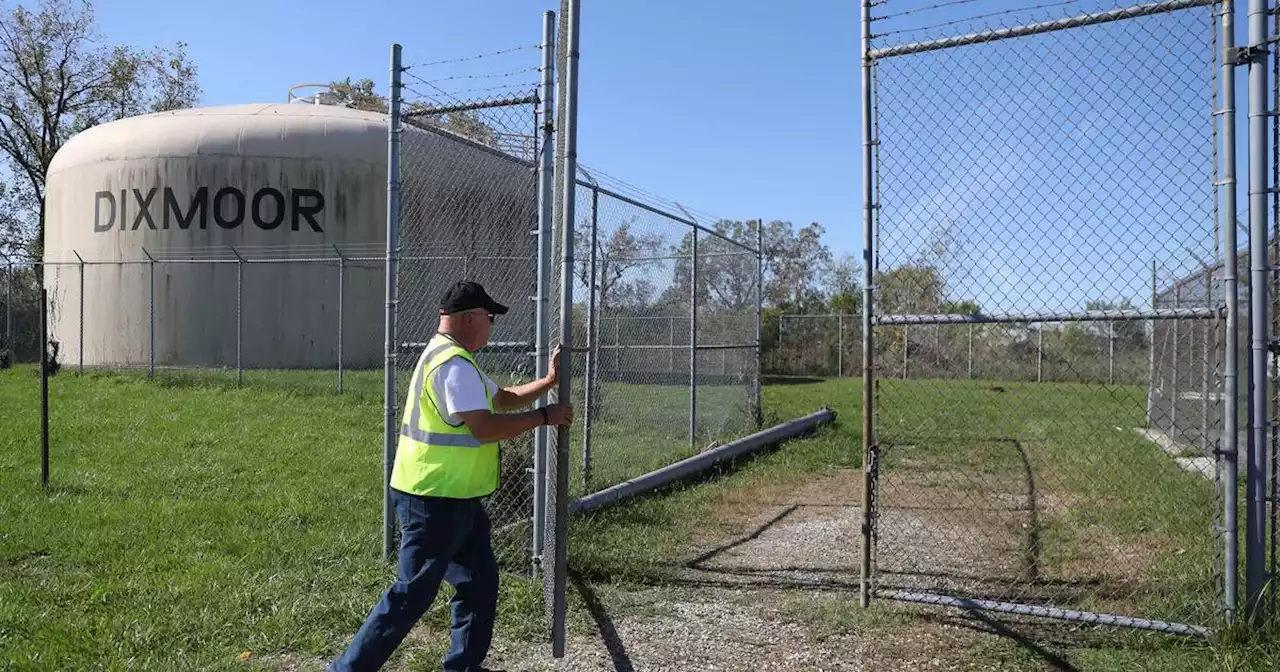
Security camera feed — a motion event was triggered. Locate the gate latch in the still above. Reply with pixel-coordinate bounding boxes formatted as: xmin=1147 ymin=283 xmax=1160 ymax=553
xmin=1228 ymin=45 xmax=1269 ymax=66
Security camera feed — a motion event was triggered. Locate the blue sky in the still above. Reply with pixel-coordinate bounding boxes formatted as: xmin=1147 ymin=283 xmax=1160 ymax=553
xmin=90 ymin=0 xmax=1255 ymax=311
xmin=93 ymin=0 xmax=861 ymax=252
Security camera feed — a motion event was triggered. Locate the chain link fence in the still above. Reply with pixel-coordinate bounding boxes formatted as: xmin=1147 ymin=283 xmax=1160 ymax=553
xmin=766 ymin=314 xmax=1155 ymax=383
xmin=864 ymin=0 xmax=1227 ymax=634
xmin=393 ymin=70 xmax=543 ymax=568
xmin=564 ymin=184 xmax=762 ymax=496
xmin=7 ymin=250 xmax=386 ymax=392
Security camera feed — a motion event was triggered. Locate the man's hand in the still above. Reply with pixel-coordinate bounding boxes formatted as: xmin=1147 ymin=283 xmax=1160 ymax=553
xmin=548 ymin=345 xmax=562 ymax=385
xmin=545 ymin=402 xmax=574 ymax=427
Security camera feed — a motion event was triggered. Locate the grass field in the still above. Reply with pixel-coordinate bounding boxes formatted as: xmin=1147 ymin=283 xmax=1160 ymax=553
xmin=1 ymin=366 xmax=1277 ymax=669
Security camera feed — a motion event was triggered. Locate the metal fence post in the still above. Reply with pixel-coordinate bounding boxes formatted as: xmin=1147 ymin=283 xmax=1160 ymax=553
xmin=551 ymin=0 xmax=582 ymax=652
xmin=383 ymin=42 xmax=404 ymax=563
xmin=336 ymin=246 xmax=345 ymax=394
xmin=838 ymin=313 xmax=844 ymax=377
xmin=5 ymin=260 xmax=11 ymax=364
xmin=143 ymin=248 xmax=155 ymax=377
xmin=1037 ymin=326 xmax=1044 ymax=383
xmin=669 ymin=315 xmax=675 ymax=373
xmin=532 ymin=9 xmax=556 ymax=569
xmin=967 ymin=323 xmax=974 ymax=379
xmin=1219 ymin=0 xmax=1240 ymax=621
xmin=232 ymin=247 xmax=244 ymax=388
xmin=1172 ymin=287 xmax=1180 ymax=424
xmin=1203 ymin=270 xmax=1211 ymax=453
xmin=75 ymin=251 xmax=84 ymax=374
xmin=40 ymin=286 xmax=48 ymax=488
xmin=859 ymin=0 xmax=875 ymax=608
xmin=1108 ymin=320 xmax=1115 ymax=386
xmin=755 ymin=221 xmax=763 ymax=427
xmin=1247 ymin=0 xmax=1270 ymax=621
xmin=1147 ymin=260 xmax=1158 ymax=424
xmin=690 ymin=228 xmax=698 ymax=448
xmin=583 ymin=186 xmax=599 ymax=490
xmin=902 ymin=324 xmax=908 ymax=379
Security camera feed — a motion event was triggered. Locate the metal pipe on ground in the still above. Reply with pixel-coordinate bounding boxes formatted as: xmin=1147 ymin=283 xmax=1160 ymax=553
xmin=569 ymin=407 xmax=837 ymax=514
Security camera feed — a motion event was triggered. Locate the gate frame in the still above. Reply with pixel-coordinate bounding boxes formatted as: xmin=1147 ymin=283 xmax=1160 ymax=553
xmin=858 ymin=0 xmax=1252 ymax=634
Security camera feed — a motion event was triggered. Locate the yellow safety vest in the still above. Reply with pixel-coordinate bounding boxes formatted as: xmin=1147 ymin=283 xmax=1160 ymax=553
xmin=390 ymin=333 xmax=500 ymax=499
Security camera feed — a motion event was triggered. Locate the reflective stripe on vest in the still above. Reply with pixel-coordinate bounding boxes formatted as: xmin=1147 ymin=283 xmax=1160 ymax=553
xmin=389 ymin=334 xmax=500 ymax=498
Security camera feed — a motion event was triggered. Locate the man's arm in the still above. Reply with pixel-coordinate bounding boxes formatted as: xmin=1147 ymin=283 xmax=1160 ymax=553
xmin=493 ymin=345 xmax=563 ymax=411
xmin=456 ymin=405 xmax=573 ymax=442
xmin=493 ymin=377 xmax=555 ymax=411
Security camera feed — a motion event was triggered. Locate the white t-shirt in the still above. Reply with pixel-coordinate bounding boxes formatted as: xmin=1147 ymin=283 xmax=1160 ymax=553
xmin=430 ymin=356 xmax=501 ymax=425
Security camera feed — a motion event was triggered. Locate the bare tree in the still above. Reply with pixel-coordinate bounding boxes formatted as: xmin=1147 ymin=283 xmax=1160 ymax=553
xmin=575 ymin=217 xmax=665 ymax=313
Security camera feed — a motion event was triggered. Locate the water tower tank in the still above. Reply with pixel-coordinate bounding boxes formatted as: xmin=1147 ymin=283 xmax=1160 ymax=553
xmin=41 ymin=101 xmax=538 ymax=370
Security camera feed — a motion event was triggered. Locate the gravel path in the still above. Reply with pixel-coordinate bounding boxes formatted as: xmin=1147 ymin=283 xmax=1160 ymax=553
xmin=484 ymin=469 xmax=1054 ymax=671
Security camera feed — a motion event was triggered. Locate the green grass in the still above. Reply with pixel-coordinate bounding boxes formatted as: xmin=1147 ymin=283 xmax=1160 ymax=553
xmin=0 ymin=366 xmax=542 ymax=671
xmin=563 ymin=375 xmax=1280 ymax=670
xmin=3 ymin=366 xmax=1278 ymax=670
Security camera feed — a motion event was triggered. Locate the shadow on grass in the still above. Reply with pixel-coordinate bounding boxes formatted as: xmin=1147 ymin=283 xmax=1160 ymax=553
xmin=920 ymin=609 xmax=1081 ymax=671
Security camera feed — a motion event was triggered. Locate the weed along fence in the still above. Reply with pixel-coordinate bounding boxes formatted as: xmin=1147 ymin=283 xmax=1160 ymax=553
xmin=860 ymin=0 xmax=1280 ymax=637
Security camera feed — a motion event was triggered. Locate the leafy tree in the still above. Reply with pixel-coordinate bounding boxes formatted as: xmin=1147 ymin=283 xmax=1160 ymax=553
xmin=825 ymin=252 xmax=861 ymax=315
xmin=0 ymin=0 xmax=200 ymax=266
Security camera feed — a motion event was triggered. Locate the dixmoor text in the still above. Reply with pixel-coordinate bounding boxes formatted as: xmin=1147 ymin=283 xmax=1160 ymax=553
xmin=92 ymin=186 xmax=326 ymax=233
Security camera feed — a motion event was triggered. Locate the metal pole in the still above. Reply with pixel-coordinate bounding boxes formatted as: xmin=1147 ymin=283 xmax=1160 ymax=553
xmin=583 ymin=187 xmax=599 ymax=491
xmin=1247 ymin=0 xmax=1269 ymax=620
xmin=1148 ymin=260 xmax=1158 ymax=425
xmin=383 ymin=43 xmax=403 ymax=563
xmin=147 ymin=250 xmax=155 ymax=378
xmin=75 ymin=251 xmax=83 ymax=375
xmin=838 ymin=314 xmax=844 ymax=377
xmin=1037 ymin=326 xmax=1044 ymax=383
xmin=1108 ymin=321 xmax=1115 ymax=386
xmin=1172 ymin=288 xmax=1180 ymax=425
xmin=552 ymin=0 xmax=581 ymax=653
xmin=1220 ymin=0 xmax=1240 ymax=621
xmin=40 ymin=286 xmax=48 ymax=489
xmin=5 ymin=261 xmax=11 ymax=366
xmin=860 ymin=0 xmax=875 ymax=610
xmin=235 ymin=251 xmax=243 ymax=388
xmin=902 ymin=325 xmax=908 ymax=379
xmin=1204 ymin=270 xmax=1212 ymax=452
xmin=690 ymin=229 xmax=698 ymax=448
xmin=532 ymin=9 xmax=555 ymax=569
xmin=755 ymin=221 xmax=764 ymax=428
xmin=968 ymin=323 xmax=974 ymax=379
xmin=337 ymin=248 xmax=345 ymax=394
xmin=669 ymin=315 xmax=675 ymax=373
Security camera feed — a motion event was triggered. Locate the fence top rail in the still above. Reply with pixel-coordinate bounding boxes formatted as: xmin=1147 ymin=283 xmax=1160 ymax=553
xmin=581 ymin=182 xmax=761 ymax=255
xmin=868 ymin=0 xmax=1214 ymax=59
xmin=876 ymin=307 xmax=1218 ymax=325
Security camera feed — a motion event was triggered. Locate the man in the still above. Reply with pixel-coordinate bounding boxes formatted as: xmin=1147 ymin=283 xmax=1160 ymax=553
xmin=330 ymin=280 xmax=573 ymax=672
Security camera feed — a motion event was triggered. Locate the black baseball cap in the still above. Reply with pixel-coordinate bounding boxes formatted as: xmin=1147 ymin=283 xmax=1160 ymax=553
xmin=439 ymin=280 xmax=509 ymax=316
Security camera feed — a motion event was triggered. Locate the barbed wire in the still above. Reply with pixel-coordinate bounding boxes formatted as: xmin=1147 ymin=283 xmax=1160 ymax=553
xmin=415 ymin=67 xmax=541 ymax=86
xmin=577 ymin=162 xmax=742 ymax=234
xmin=875 ymin=0 xmax=1082 ymax=38
xmin=875 ymin=0 xmax=981 ymax=21
xmin=435 ymin=81 xmax=541 ymax=98
xmin=402 ymin=44 xmax=540 ymax=70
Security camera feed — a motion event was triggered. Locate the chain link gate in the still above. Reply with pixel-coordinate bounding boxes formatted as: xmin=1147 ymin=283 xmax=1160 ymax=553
xmin=861 ymin=0 xmax=1233 ymax=634
xmin=384 ymin=29 xmax=551 ymax=575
